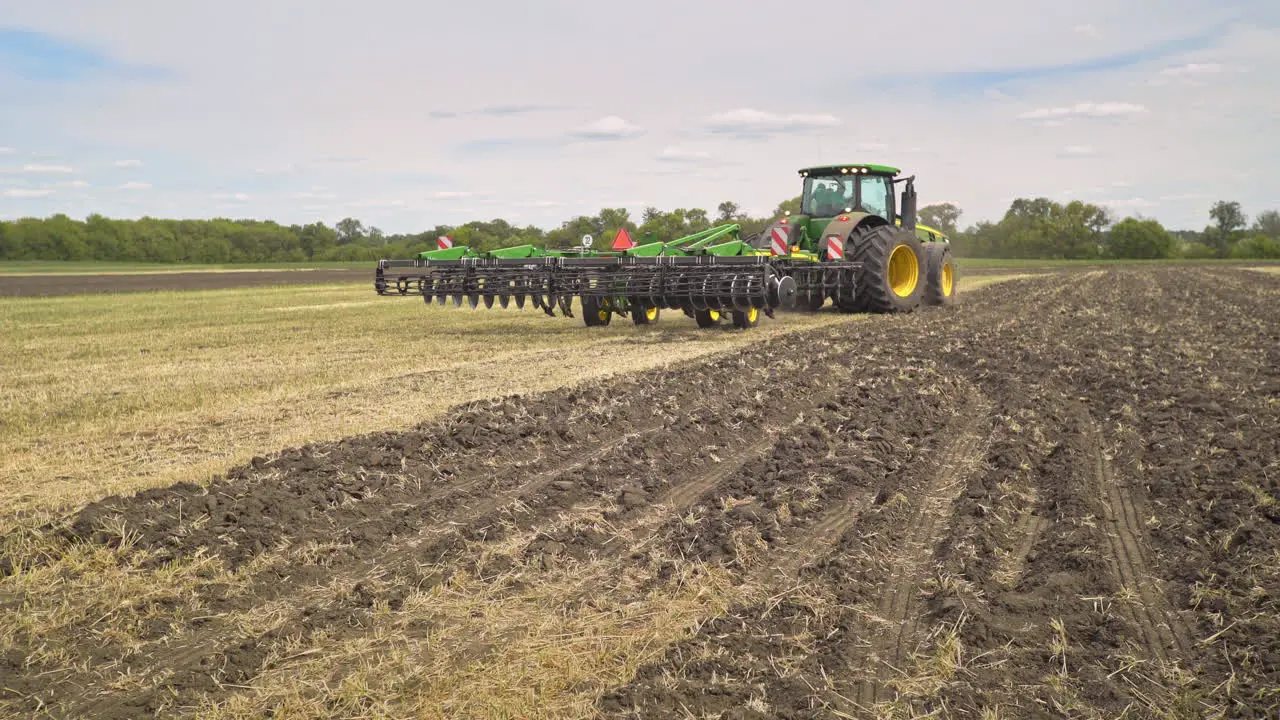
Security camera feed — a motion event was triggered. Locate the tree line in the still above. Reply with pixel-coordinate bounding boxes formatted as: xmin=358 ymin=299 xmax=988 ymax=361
xmin=1 ymin=196 xmax=1277 ymax=264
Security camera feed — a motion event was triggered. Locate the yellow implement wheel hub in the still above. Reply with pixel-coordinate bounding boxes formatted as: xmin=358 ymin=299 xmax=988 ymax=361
xmin=942 ymin=262 xmax=954 ymax=296
xmin=747 ymin=307 xmax=758 ymax=323
xmin=888 ymin=244 xmax=919 ymax=297
xmin=597 ymin=309 xmax=609 ymax=322
xmin=645 ymin=306 xmax=657 ymax=320
xmin=709 ymin=309 xmax=720 ymax=321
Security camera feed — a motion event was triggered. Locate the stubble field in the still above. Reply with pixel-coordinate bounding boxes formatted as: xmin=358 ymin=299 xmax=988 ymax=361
xmin=1 ymin=266 xmax=1277 ymax=719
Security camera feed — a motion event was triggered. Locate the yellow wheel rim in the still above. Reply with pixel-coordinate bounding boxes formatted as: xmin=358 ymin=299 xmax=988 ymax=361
xmin=645 ymin=306 xmax=657 ymax=320
xmin=708 ymin=310 xmax=720 ymax=321
xmin=747 ymin=307 xmax=758 ymax=323
xmin=888 ymin=244 xmax=919 ymax=297
xmin=598 ymin=309 xmax=609 ymax=321
xmin=941 ymin=262 xmax=954 ymax=296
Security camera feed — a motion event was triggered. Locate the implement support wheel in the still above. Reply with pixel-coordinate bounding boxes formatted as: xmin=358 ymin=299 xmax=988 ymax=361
xmin=922 ymin=244 xmax=958 ymax=306
xmin=582 ymin=296 xmax=612 ymax=326
xmin=842 ymin=225 xmax=924 ymax=313
xmin=694 ymin=308 xmax=722 ymax=328
xmin=632 ymin=304 xmax=660 ymax=325
xmin=732 ymin=306 xmax=760 ymax=329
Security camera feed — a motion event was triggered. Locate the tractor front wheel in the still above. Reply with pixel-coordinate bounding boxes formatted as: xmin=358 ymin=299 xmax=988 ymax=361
xmin=842 ymin=225 xmax=925 ymax=313
xmin=922 ymin=244 xmax=958 ymax=306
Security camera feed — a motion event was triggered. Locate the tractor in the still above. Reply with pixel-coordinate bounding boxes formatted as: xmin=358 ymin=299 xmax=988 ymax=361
xmin=373 ymin=163 xmax=957 ymax=328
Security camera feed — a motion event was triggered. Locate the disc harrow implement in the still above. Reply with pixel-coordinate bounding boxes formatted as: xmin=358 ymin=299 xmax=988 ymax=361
xmin=373 ymin=162 xmax=958 ymax=328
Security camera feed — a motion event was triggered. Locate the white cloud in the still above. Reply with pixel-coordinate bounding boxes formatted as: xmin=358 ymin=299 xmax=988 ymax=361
xmin=431 ymin=190 xmax=474 ymax=199
xmin=856 ymin=141 xmax=889 ymax=152
xmin=22 ymin=164 xmax=75 ymax=174
xmin=1016 ymin=102 xmax=1147 ymax=120
xmin=569 ymin=116 xmax=643 ymax=140
xmin=255 ymin=163 xmax=295 ymax=174
xmin=212 ymin=192 xmax=250 ymax=201
xmin=119 ymin=181 xmax=152 ymax=190
xmin=3 ymin=188 xmax=54 ymax=198
xmin=1159 ymin=193 xmax=1213 ymax=201
xmin=1059 ymin=145 xmax=1096 ymax=157
xmin=657 ymin=146 xmax=711 ymax=162
xmin=704 ymin=108 xmax=841 ymax=136
xmin=0 ymin=147 xmax=14 ymax=155
xmin=288 ymin=190 xmax=337 ymax=200
xmin=55 ymin=180 xmax=90 ymax=188
xmin=113 ymin=159 xmax=143 ymax=168
xmin=1073 ymin=24 xmax=1099 ymax=37
xmin=514 ymin=200 xmax=561 ymax=207
xmin=983 ymin=88 xmax=1013 ymax=101
xmin=1160 ymin=63 xmax=1225 ymax=77
xmin=349 ymin=199 xmax=405 ymax=208
xmin=1106 ymin=197 xmax=1160 ymax=209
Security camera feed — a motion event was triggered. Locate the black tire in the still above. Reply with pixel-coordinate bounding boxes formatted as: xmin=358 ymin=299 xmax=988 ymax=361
xmin=581 ymin=296 xmax=612 ymax=326
xmin=632 ymin=304 xmax=660 ymax=325
xmin=922 ymin=244 xmax=958 ymax=306
xmin=732 ymin=306 xmax=761 ymax=329
xmin=843 ymin=225 xmax=925 ymax=313
xmin=694 ymin=308 xmax=723 ymax=328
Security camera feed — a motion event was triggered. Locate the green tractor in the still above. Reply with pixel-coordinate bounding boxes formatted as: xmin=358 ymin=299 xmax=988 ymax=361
xmin=759 ymin=163 xmax=957 ymax=313
xmin=373 ymin=163 xmax=957 ymax=328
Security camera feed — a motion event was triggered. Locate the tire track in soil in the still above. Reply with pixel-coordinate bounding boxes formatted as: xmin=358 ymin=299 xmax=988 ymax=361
xmin=998 ymin=503 xmax=1045 ymax=588
xmin=1082 ymin=411 xmax=1194 ymax=663
xmin=850 ymin=390 xmax=993 ymax=708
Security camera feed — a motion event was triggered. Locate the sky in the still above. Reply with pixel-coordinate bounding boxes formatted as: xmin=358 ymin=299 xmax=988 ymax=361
xmin=1 ymin=0 xmax=1278 ymax=233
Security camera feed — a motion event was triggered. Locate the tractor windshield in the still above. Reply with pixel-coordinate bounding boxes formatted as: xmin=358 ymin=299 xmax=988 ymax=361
xmin=801 ymin=174 xmax=894 ymax=220
xmin=802 ymin=177 xmax=854 ymax=217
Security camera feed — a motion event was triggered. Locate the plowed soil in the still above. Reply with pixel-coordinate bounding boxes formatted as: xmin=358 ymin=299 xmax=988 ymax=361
xmin=2 ymin=266 xmax=1278 ymax=719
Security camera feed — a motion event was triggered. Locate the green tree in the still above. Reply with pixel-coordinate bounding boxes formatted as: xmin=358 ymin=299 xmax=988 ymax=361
xmin=1251 ymin=209 xmax=1280 ymax=239
xmin=918 ymin=202 xmax=962 ymax=235
xmin=335 ymin=217 xmax=365 ymax=245
xmin=1208 ymin=200 xmax=1246 ymax=257
xmin=716 ymin=201 xmax=741 ymax=223
xmin=1107 ymin=217 xmax=1175 ymax=259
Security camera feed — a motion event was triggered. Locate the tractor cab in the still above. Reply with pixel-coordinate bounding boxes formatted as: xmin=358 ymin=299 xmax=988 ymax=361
xmin=798 ymin=164 xmax=902 ymax=223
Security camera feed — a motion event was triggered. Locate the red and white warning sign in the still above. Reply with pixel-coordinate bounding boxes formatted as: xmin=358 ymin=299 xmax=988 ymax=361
xmin=437 ymin=235 xmax=453 ymax=250
xmin=826 ymin=235 xmax=844 ymax=260
xmin=770 ymin=226 xmax=789 ymax=256
xmin=611 ymin=227 xmax=635 ymax=251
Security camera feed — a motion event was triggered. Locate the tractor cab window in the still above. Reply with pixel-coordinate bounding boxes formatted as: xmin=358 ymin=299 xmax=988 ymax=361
xmin=858 ymin=175 xmax=891 ymax=219
xmin=802 ymin=177 xmax=854 ymax=217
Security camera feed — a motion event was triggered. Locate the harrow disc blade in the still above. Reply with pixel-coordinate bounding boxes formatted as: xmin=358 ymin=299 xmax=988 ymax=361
xmin=452 ymin=293 xmax=464 ymax=308
xmin=515 ymin=293 xmax=526 ymax=309
xmin=468 ymin=293 xmax=480 ymax=309
xmin=484 ymin=295 xmax=495 ymax=309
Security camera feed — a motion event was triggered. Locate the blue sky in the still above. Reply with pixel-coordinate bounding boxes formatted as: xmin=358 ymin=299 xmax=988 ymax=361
xmin=1 ymin=0 xmax=1277 ymax=233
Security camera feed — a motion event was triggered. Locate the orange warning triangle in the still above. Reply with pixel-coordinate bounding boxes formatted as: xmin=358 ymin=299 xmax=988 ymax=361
xmin=611 ymin=227 xmax=634 ymax=251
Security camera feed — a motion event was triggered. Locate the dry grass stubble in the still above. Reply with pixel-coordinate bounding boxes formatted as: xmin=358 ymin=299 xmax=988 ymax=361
xmin=0 ymin=282 xmax=858 ymax=526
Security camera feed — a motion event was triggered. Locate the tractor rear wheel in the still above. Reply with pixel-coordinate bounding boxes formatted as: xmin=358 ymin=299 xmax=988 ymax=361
xmin=581 ymin=296 xmax=612 ymax=326
xmin=843 ymin=225 xmax=924 ymax=313
xmin=632 ymin=304 xmax=660 ymax=325
xmin=922 ymin=244 xmax=958 ymax=306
